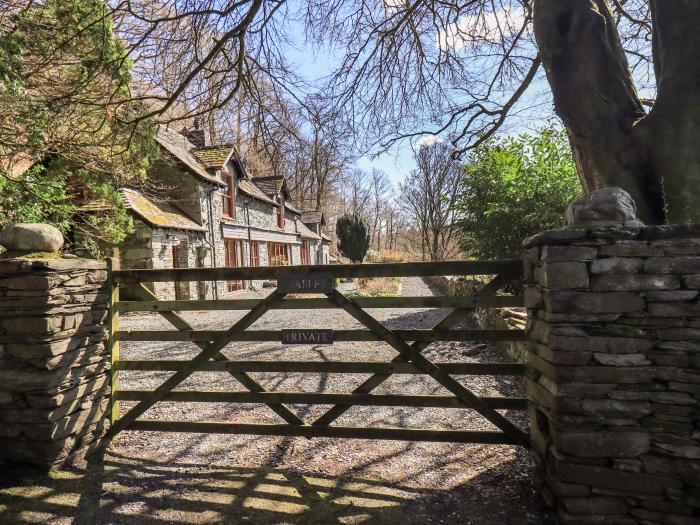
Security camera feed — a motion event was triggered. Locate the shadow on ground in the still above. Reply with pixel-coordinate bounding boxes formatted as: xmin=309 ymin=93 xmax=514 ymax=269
xmin=0 ymin=445 xmax=550 ymax=525
xmin=0 ymin=278 xmax=553 ymax=524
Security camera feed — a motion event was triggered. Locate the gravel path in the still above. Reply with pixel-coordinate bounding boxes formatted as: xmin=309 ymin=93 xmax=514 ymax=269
xmin=11 ymin=277 xmax=549 ymax=524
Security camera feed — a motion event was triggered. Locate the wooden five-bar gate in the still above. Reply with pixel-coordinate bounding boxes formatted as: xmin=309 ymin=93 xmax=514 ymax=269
xmin=107 ymin=260 xmax=530 ymax=447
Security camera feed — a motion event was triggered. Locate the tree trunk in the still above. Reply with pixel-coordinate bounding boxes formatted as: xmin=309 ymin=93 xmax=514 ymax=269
xmin=534 ymin=0 xmax=663 ymax=224
xmin=643 ymin=1 xmax=700 ymax=223
xmin=535 ymin=0 xmax=700 ymax=224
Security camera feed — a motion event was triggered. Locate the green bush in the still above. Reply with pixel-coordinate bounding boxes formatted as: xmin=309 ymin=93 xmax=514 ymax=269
xmin=455 ymin=126 xmax=582 ymax=260
xmin=0 ymin=161 xmax=135 ymax=257
xmin=336 ymin=213 xmax=371 ymax=263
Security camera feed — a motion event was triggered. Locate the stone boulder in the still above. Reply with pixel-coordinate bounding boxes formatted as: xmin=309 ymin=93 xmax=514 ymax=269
xmin=565 ymin=187 xmax=643 ymax=227
xmin=0 ymin=223 xmax=64 ymax=253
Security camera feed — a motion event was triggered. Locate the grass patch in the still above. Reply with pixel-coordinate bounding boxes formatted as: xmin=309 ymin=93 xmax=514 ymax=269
xmin=0 ymin=250 xmax=66 ymax=260
xmin=346 ymin=277 xmax=401 ymax=298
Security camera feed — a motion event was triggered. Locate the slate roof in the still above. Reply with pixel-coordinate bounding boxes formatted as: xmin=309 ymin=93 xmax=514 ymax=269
xmin=295 ymin=219 xmax=320 ymax=240
xmin=285 ymin=201 xmax=301 ymax=215
xmin=321 ymin=231 xmax=332 ymax=242
xmin=193 ymin=145 xmax=234 ymax=169
xmin=120 ymin=188 xmax=205 ymax=231
xmin=238 ymin=179 xmax=277 ymax=206
xmin=155 ymin=127 xmax=224 ymax=187
xmin=253 ymin=175 xmax=284 ymax=197
xmin=301 ymin=211 xmax=324 ymax=225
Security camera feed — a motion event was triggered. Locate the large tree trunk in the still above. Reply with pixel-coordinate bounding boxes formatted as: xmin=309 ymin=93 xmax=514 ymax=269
xmin=643 ymin=1 xmax=700 ymax=223
xmin=534 ymin=0 xmax=663 ymax=223
xmin=534 ymin=0 xmax=700 ymax=224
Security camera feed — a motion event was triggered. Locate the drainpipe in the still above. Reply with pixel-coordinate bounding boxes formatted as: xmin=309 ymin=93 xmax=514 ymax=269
xmin=207 ymin=187 xmax=219 ymax=300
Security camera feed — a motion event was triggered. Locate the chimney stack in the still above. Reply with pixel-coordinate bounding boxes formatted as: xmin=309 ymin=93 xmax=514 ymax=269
xmin=184 ymin=117 xmax=209 ymax=148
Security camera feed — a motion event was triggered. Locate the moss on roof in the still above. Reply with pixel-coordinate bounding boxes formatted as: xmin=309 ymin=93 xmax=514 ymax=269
xmin=193 ymin=146 xmax=234 ymax=169
xmin=253 ymin=175 xmax=284 ymax=197
xmin=155 ymin=127 xmax=224 ymax=186
xmin=120 ymin=188 xmax=205 ymax=231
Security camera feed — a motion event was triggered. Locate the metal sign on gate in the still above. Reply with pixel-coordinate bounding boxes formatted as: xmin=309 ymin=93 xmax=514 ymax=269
xmin=281 ymin=329 xmax=334 ymax=345
xmin=277 ymin=272 xmax=334 ymax=294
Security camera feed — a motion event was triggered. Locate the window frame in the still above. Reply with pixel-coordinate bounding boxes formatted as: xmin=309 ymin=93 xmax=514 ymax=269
xmin=276 ymin=196 xmax=285 ymax=229
xmin=301 ymin=240 xmax=310 ymax=265
xmin=267 ymin=242 xmax=289 ymax=266
xmin=250 ymin=240 xmax=260 ymax=267
xmin=221 ymin=171 xmax=236 ymax=219
xmin=224 ymin=238 xmax=244 ymax=291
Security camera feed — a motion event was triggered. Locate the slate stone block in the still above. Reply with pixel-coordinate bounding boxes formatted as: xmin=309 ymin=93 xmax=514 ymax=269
xmin=554 ymin=460 xmax=682 ymax=494
xmin=555 ymin=432 xmax=651 ymax=458
xmin=591 ymin=274 xmax=680 ymax=292
xmin=646 ymin=290 xmax=699 ymax=302
xmin=590 ymin=258 xmax=643 ymax=275
xmin=561 ymin=496 xmax=629 ymax=515
xmin=537 ymin=262 xmax=589 ymax=289
xmin=644 ymin=257 xmax=700 ymax=274
xmin=544 ymin=291 xmax=644 ymax=314
xmin=542 ymin=245 xmax=598 ymax=262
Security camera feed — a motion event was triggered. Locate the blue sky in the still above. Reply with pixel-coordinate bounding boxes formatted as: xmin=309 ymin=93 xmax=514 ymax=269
xmin=284 ymin=27 xmax=419 ymax=187
xmin=283 ymin=10 xmax=556 ymax=189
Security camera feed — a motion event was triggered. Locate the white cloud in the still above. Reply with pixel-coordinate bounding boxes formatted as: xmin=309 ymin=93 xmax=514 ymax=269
xmin=415 ymin=135 xmax=444 ymax=148
xmin=437 ymin=7 xmax=526 ymax=52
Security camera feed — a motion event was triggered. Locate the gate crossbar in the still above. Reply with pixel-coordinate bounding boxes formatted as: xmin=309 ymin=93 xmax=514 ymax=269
xmin=108 ymin=261 xmax=529 ymax=446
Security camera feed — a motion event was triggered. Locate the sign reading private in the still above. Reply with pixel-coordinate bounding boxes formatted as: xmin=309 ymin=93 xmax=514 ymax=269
xmin=281 ymin=329 xmax=334 ymax=345
xmin=277 ymin=272 xmax=334 ymax=294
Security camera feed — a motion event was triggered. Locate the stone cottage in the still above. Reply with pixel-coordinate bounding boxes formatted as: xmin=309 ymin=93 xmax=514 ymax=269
xmin=300 ymin=211 xmax=332 ymax=264
xmin=116 ymin=125 xmax=330 ymax=300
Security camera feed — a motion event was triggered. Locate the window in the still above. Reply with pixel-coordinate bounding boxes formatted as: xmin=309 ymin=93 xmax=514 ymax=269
xmin=224 ymin=238 xmax=244 ymax=291
xmin=268 ymin=242 xmax=289 ymax=266
xmin=250 ymin=241 xmax=260 ymax=267
xmin=222 ymin=172 xmax=236 ymax=218
xmin=276 ymin=196 xmax=285 ymax=228
xmin=301 ymin=240 xmax=310 ymax=265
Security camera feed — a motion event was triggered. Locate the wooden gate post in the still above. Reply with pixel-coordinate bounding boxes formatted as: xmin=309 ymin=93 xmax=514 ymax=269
xmin=107 ymin=249 xmax=120 ymax=427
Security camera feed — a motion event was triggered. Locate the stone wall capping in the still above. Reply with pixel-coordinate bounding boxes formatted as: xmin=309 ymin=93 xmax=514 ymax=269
xmin=523 ymin=224 xmax=700 ymax=250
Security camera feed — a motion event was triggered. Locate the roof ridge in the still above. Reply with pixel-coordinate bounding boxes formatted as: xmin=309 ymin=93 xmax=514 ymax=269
xmin=252 ymin=174 xmax=285 ymax=180
xmin=193 ymin=143 xmax=235 ymax=151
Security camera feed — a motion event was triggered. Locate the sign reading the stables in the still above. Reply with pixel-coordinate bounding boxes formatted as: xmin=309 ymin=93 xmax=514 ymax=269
xmin=277 ymin=272 xmax=334 ymax=294
xmin=281 ymin=329 xmax=334 ymax=345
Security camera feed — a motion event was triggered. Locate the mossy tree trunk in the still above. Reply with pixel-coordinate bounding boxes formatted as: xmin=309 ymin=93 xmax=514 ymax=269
xmin=534 ymin=0 xmax=700 ymax=224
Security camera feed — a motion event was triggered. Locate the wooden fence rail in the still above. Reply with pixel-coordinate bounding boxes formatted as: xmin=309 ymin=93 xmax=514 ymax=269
xmin=112 ymin=259 xmax=522 ymax=283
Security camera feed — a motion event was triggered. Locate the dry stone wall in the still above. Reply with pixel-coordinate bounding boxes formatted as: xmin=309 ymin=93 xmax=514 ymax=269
xmin=524 ymin=225 xmax=700 ymax=524
xmin=0 ymin=258 xmax=110 ymax=465
xmin=429 ymin=275 xmax=527 ymax=363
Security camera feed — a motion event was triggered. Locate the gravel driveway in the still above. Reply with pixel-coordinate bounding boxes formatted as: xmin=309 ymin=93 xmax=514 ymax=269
xmin=0 ymin=278 xmax=552 ymax=524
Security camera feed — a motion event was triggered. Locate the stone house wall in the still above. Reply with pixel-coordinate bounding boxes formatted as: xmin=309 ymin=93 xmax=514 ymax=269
xmin=119 ymin=164 xmax=328 ymax=299
xmin=233 ymin=194 xmax=277 ymax=231
xmin=0 ymin=258 xmax=110 ymax=465
xmin=119 ymin=218 xmax=207 ymax=301
xmin=149 ymin=228 xmax=205 ymax=301
xmin=524 ymin=225 xmax=700 ymax=524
